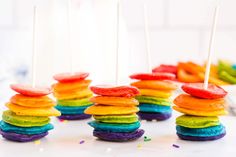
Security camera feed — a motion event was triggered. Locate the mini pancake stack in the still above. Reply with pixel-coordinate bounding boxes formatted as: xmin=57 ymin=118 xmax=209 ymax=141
xmin=130 ymin=73 xmax=177 ymax=121
xmin=173 ymin=83 xmax=228 ymax=141
xmin=0 ymin=84 xmax=60 ymax=142
xmin=85 ymin=85 xmax=144 ymax=142
xmin=52 ymin=72 xmax=93 ymax=120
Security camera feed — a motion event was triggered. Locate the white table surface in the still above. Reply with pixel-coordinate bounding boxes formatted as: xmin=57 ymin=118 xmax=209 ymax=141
xmin=0 ymin=112 xmax=236 ymax=157
xmin=0 ymin=86 xmax=236 ymax=157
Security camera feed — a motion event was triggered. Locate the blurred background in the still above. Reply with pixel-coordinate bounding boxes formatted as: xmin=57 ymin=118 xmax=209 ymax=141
xmin=0 ymin=0 xmax=236 ymax=103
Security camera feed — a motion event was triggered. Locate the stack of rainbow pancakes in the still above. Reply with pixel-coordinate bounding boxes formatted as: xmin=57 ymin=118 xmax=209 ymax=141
xmin=173 ymin=83 xmax=227 ymax=141
xmin=0 ymin=84 xmax=60 ymax=142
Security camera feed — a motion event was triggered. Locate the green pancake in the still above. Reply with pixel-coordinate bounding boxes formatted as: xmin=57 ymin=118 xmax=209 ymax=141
xmin=93 ymin=114 xmax=139 ymax=124
xmin=57 ymin=97 xmax=93 ymax=107
xmin=135 ymin=96 xmax=171 ymax=106
xmin=219 ymin=71 xmax=236 ymax=84
xmin=2 ymin=110 xmax=50 ymax=127
xmin=176 ymin=115 xmax=220 ymax=129
xmin=218 ymin=60 xmax=236 ymax=77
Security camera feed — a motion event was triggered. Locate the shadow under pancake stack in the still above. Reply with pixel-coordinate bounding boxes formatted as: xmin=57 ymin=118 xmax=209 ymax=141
xmin=0 ymin=84 xmax=60 ymax=142
xmin=85 ymin=85 xmax=144 ymax=142
xmin=130 ymin=73 xmax=177 ymax=121
xmin=173 ymin=83 xmax=228 ymax=141
xmin=52 ymin=72 xmax=93 ymax=120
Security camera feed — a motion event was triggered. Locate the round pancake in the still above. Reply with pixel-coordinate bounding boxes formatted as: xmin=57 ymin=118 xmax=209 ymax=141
xmin=10 ymin=94 xmax=55 ymax=108
xmin=6 ymin=103 xmax=61 ymax=117
xmin=139 ymin=104 xmax=172 ymax=113
xmin=90 ymin=96 xmax=139 ymax=106
xmin=2 ymin=110 xmax=50 ymax=127
xmin=139 ymin=89 xmax=172 ymax=98
xmin=173 ymin=106 xmax=227 ymax=116
xmin=0 ymin=130 xmax=48 ymax=142
xmin=53 ymin=72 xmax=89 ymax=83
xmin=84 ymin=105 xmax=139 ymax=115
xmin=174 ymin=94 xmax=226 ymax=111
xmin=57 ymin=97 xmax=92 ymax=107
xmin=93 ymin=129 xmax=144 ymax=142
xmin=138 ymin=112 xmax=172 ymax=121
xmin=131 ymin=80 xmax=177 ymax=91
xmin=88 ymin=121 xmax=140 ymax=133
xmin=176 ymin=124 xmax=225 ymax=137
xmin=58 ymin=114 xmax=91 ymax=120
xmin=177 ymin=132 xmax=226 ymax=141
xmin=90 ymin=85 xmax=139 ymax=98
xmin=135 ymin=96 xmax=171 ymax=106
xmin=176 ymin=115 xmax=220 ymax=128
xmin=55 ymin=105 xmax=91 ymax=115
xmin=181 ymin=83 xmax=227 ymax=99
xmin=52 ymin=80 xmax=91 ymax=92
xmin=0 ymin=121 xmax=53 ymax=135
xmin=93 ymin=114 xmax=138 ymax=124
xmin=54 ymin=88 xmax=93 ymax=100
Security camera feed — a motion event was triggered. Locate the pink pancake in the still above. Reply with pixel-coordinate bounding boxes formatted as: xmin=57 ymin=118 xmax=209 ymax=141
xmin=90 ymin=85 xmax=139 ymax=97
xmin=10 ymin=84 xmax=51 ymax=97
xmin=182 ymin=83 xmax=227 ymax=99
xmin=53 ymin=72 xmax=89 ymax=83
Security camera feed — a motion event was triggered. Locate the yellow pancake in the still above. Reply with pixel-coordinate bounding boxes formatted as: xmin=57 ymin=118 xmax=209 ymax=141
xmin=54 ymin=88 xmax=93 ymax=100
xmin=6 ymin=103 xmax=61 ymax=117
xmin=90 ymin=96 xmax=139 ymax=106
xmin=173 ymin=106 xmax=227 ymax=116
xmin=10 ymin=94 xmax=55 ymax=108
xmin=131 ymin=80 xmax=177 ymax=91
xmin=52 ymin=80 xmax=91 ymax=92
xmin=139 ymin=89 xmax=172 ymax=98
xmin=84 ymin=105 xmax=139 ymax=115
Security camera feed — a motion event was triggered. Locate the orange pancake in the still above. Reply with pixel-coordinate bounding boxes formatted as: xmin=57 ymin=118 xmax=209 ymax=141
xmin=53 ymin=88 xmax=93 ymax=100
xmin=174 ymin=94 xmax=226 ymax=111
xmin=90 ymin=96 xmax=139 ymax=106
xmin=10 ymin=94 xmax=55 ymax=108
xmin=131 ymin=80 xmax=177 ymax=91
xmin=52 ymin=80 xmax=91 ymax=92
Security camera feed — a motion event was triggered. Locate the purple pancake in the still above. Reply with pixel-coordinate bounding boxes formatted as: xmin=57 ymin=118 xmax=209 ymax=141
xmin=58 ymin=114 xmax=91 ymax=120
xmin=93 ymin=129 xmax=144 ymax=142
xmin=177 ymin=132 xmax=226 ymax=141
xmin=138 ymin=112 xmax=172 ymax=121
xmin=0 ymin=130 xmax=48 ymax=142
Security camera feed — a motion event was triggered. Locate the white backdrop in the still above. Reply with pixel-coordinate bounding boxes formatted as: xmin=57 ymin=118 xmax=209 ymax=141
xmin=0 ymin=0 xmax=236 ymax=88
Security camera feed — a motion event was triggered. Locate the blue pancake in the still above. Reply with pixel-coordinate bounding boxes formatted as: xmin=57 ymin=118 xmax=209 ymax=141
xmin=55 ymin=105 xmax=92 ymax=115
xmin=0 ymin=121 xmax=53 ymax=135
xmin=177 ymin=132 xmax=226 ymax=141
xmin=176 ymin=124 xmax=226 ymax=137
xmin=88 ymin=121 xmax=140 ymax=133
xmin=139 ymin=103 xmax=172 ymax=113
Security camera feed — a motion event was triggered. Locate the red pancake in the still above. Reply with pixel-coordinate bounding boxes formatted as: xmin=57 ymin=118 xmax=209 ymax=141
xmin=129 ymin=73 xmax=175 ymax=80
xmin=152 ymin=64 xmax=177 ymax=75
xmin=181 ymin=83 xmax=227 ymax=99
xmin=53 ymin=72 xmax=89 ymax=83
xmin=90 ymin=85 xmax=139 ymax=97
xmin=10 ymin=84 xmax=51 ymax=97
